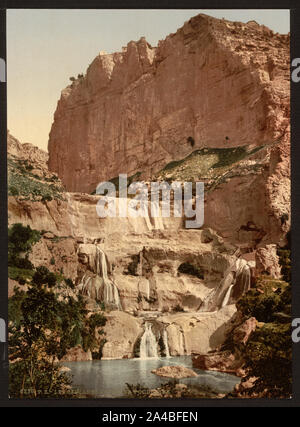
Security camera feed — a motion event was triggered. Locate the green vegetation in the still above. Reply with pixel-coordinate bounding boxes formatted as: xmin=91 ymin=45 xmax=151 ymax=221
xmin=9 ymin=223 xmax=41 ymax=254
xmin=155 ymin=145 xmax=265 ymax=192
xmin=9 ymin=285 xmax=92 ymax=398
xmin=8 ymin=223 xmax=107 ymax=397
xmin=277 ymin=233 xmax=291 ymax=283
xmin=8 ymin=223 xmax=41 ymax=281
xmin=32 ymin=265 xmax=57 ymax=288
xmin=64 ymin=277 xmax=75 ymax=289
xmin=236 ymin=277 xmax=290 ymax=323
xmin=8 ymin=157 xmax=65 ymax=201
xmin=8 ymin=266 xmax=34 ymax=284
xmin=125 ymin=381 xmax=220 ymax=399
xmin=229 ymin=240 xmax=292 ymax=398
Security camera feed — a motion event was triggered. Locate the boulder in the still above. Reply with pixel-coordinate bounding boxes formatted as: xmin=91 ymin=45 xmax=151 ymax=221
xmin=61 ymin=345 xmax=92 ymax=362
xmin=151 ymin=365 xmax=198 ymax=379
xmin=192 ymin=351 xmax=241 ymax=374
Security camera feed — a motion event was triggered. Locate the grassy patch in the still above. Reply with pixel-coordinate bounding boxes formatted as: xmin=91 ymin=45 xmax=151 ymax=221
xmin=154 ymin=145 xmax=266 ymax=192
xmin=8 ymin=157 xmax=65 ymax=201
xmin=8 ymin=266 xmax=35 ymax=282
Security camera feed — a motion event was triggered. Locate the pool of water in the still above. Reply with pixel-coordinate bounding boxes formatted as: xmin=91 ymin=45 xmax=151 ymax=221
xmin=63 ymin=356 xmax=240 ymax=398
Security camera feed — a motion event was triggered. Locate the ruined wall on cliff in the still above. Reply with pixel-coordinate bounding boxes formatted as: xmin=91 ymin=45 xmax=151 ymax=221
xmin=48 ymin=14 xmax=289 ymax=194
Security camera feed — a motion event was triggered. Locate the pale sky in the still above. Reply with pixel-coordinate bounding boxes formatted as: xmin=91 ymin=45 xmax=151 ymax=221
xmin=7 ymin=9 xmax=290 ymax=151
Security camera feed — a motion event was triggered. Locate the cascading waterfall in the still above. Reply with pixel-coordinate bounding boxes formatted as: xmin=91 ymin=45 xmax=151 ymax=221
xmin=145 ymin=279 xmax=150 ymax=301
xmin=198 ymin=256 xmax=253 ymax=312
xmin=163 ymin=329 xmax=170 ymax=358
xmin=198 ymin=266 xmax=234 ymax=313
xmin=78 ymin=273 xmax=92 ymax=297
xmin=235 ymin=258 xmax=251 ymax=295
xmin=140 ymin=322 xmax=158 ymax=359
xmin=179 ymin=330 xmax=185 ymax=355
xmin=95 ymin=246 xmax=122 ymax=310
xmin=78 ymin=245 xmax=122 ymax=310
xmin=150 ymin=200 xmax=165 ymax=230
xmin=221 ymin=284 xmax=234 ymax=307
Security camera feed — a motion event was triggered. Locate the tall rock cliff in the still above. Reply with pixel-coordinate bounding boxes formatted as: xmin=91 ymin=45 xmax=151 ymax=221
xmin=48 ymin=13 xmax=289 ymax=195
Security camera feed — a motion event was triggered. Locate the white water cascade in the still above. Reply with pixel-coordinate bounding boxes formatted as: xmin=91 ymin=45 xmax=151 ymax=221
xmin=96 ymin=247 xmax=118 ymax=306
xmin=235 ymin=258 xmax=251 ymax=294
xmin=78 ymin=245 xmax=122 ymax=310
xmin=221 ymin=284 xmax=234 ymax=308
xmin=199 ymin=257 xmax=252 ymax=312
xmin=140 ymin=322 xmax=159 ymax=359
xmin=163 ymin=329 xmax=170 ymax=358
xmin=95 ymin=246 xmax=122 ymax=310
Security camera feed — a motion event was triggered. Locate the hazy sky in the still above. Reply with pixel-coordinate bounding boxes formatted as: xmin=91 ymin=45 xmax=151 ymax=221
xmin=7 ymin=9 xmax=290 ymax=151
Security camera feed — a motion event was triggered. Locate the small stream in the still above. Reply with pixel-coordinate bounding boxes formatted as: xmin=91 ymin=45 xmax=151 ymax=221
xmin=63 ymin=356 xmax=240 ymax=398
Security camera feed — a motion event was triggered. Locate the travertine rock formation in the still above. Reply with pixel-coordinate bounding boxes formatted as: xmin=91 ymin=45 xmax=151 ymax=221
xmin=101 ymin=306 xmax=236 ymax=359
xmin=48 ymin=14 xmax=289 ymax=194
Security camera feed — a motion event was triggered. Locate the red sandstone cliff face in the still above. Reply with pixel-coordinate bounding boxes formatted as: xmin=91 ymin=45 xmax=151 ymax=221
xmin=48 ymin=14 xmax=289 ymax=194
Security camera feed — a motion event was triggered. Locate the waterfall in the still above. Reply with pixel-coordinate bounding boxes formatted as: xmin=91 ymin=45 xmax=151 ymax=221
xmin=150 ymin=200 xmax=164 ymax=230
xmin=140 ymin=323 xmax=158 ymax=359
xmin=78 ymin=273 xmax=103 ymax=301
xmin=78 ymin=273 xmax=91 ymax=297
xmin=163 ymin=329 xmax=170 ymax=358
xmin=199 ymin=256 xmax=253 ymax=312
xmin=235 ymin=259 xmax=251 ymax=295
xmin=95 ymin=246 xmax=122 ymax=310
xmin=78 ymin=245 xmax=122 ymax=310
xmin=145 ymin=279 xmax=150 ymax=301
xmin=221 ymin=284 xmax=234 ymax=308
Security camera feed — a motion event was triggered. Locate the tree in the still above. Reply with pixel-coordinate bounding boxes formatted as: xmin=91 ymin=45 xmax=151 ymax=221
xmin=8 ymin=223 xmax=107 ymax=397
xmin=8 ymin=223 xmax=40 ymax=258
xmin=32 ymin=266 xmax=57 ymax=288
xmin=9 ymin=276 xmax=106 ymax=398
xmin=235 ymin=253 xmax=291 ymax=398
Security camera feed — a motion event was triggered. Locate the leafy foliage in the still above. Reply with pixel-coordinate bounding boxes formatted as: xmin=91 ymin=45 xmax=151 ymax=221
xmin=277 ymin=248 xmax=291 ymax=283
xmin=155 ymin=145 xmax=265 ymax=192
xmin=240 ymin=322 xmax=291 ymax=398
xmin=9 ymin=223 xmax=41 ymax=256
xmin=8 ymin=223 xmax=107 ymax=397
xmin=236 ymin=277 xmax=290 ymax=323
xmin=125 ymin=381 xmax=219 ymax=399
xmin=9 ymin=281 xmax=106 ymax=397
xmin=32 ymin=266 xmax=57 ymax=288
xmin=8 ymin=157 xmax=64 ymax=200
xmin=233 ymin=244 xmax=292 ymax=398
xmin=8 ymin=224 xmax=40 ymax=282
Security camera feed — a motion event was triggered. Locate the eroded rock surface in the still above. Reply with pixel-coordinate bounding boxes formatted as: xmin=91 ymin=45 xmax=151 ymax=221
xmin=48 ymin=14 xmax=289 ymax=195
xmin=151 ymin=366 xmax=198 ymax=379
